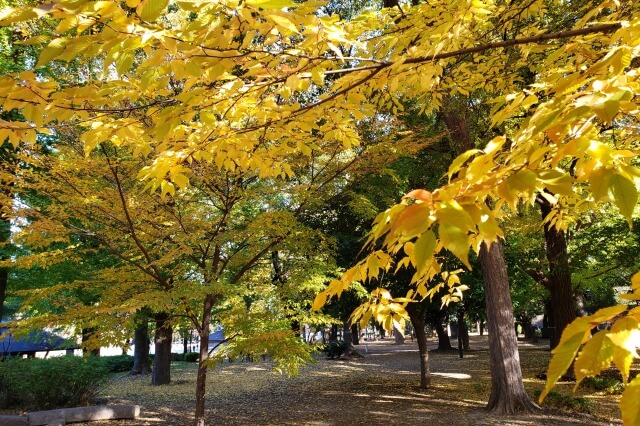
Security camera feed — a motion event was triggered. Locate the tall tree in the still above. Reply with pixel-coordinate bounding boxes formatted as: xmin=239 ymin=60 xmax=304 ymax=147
xmin=1 ymin=0 xmax=639 ymax=423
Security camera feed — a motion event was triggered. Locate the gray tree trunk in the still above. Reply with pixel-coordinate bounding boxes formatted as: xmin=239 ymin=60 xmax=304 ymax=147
xmin=407 ymin=305 xmax=430 ymax=389
xmin=130 ymin=313 xmax=151 ymax=376
xmin=194 ymin=295 xmax=213 ymax=426
xmin=479 ymin=241 xmax=539 ymax=413
xmin=433 ymin=322 xmax=452 ymax=351
xmin=537 ymin=194 xmax=576 ymax=349
xmin=393 ymin=321 xmax=405 ymax=344
xmin=351 ymin=323 xmax=360 ymax=345
xmin=151 ymin=313 xmax=171 ymax=386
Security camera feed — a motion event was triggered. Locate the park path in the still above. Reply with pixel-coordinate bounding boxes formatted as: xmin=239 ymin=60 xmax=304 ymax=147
xmin=88 ymin=334 xmax=622 ymax=426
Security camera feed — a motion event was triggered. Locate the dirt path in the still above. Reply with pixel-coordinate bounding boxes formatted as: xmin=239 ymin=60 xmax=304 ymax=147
xmin=91 ymin=335 xmax=621 ymax=425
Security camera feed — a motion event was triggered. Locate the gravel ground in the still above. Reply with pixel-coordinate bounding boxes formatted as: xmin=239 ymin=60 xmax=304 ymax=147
xmin=94 ymin=335 xmax=622 ymax=425
xmin=3 ymin=335 xmax=625 ymax=425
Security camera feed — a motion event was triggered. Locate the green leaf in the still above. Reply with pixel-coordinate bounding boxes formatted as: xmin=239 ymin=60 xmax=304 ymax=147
xmin=608 ymin=174 xmax=638 ymax=227
xmin=137 ymin=0 xmax=168 ymax=22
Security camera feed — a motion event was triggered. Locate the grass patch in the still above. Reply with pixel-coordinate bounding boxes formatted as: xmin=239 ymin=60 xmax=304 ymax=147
xmin=533 ymin=389 xmax=593 ymax=412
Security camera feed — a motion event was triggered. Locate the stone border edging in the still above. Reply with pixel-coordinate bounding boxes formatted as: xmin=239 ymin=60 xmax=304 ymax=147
xmin=0 ymin=404 xmax=140 ymax=426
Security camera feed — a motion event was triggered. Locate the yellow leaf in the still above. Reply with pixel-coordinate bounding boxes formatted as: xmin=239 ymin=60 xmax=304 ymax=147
xmin=620 ymin=375 xmax=640 ymax=426
xmin=393 ymin=203 xmax=431 ymax=239
xmin=245 ymin=0 xmax=295 ymax=8
xmin=447 ymin=149 xmax=480 ymax=181
xmin=612 ymin=345 xmax=634 ymax=385
xmin=537 ymin=170 xmax=574 ymax=196
xmin=413 ymin=230 xmax=437 ymax=274
xmin=607 ymin=316 xmax=640 ymax=356
xmin=589 ymin=168 xmax=612 ymax=201
xmin=270 ymin=15 xmax=299 ymax=34
xmin=608 ymin=174 xmax=638 ymax=228
xmin=36 ymin=38 xmax=69 ymax=67
xmin=312 ymin=291 xmax=326 ymax=311
xmin=311 ymin=67 xmax=325 ymax=86
xmin=540 ymin=332 xmax=584 ymax=403
xmin=439 ymin=223 xmax=470 ymax=269
xmin=573 ymin=330 xmax=615 ymax=388
xmin=137 ymin=0 xmax=168 ymax=22
xmin=632 ymin=272 xmax=640 ymax=290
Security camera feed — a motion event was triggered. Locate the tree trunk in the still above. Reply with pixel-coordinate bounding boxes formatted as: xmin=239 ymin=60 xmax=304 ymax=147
xmin=433 ymin=322 xmax=452 ymax=351
xmin=81 ymin=328 xmax=100 ymax=356
xmin=457 ymin=308 xmax=470 ymax=350
xmin=537 ymin=194 xmax=576 ymax=349
xmin=393 ymin=321 xmax=405 ymax=344
xmin=194 ymin=295 xmax=213 ymax=426
xmin=479 ymin=241 xmax=539 ymax=413
xmin=408 ymin=306 xmax=430 ymax=389
xmin=341 ymin=321 xmax=362 ymax=357
xmin=520 ymin=316 xmax=537 ymax=342
xmin=130 ymin=314 xmax=151 ymax=376
xmin=0 ymin=266 xmax=6 ymax=322
xmin=152 ymin=312 xmax=172 ymax=386
xmin=351 ymin=323 xmax=360 ymax=345
xmin=330 ymin=324 xmax=338 ymax=342
xmin=479 ymin=320 xmax=484 ymax=336
xmin=0 ymin=156 xmax=12 ymax=324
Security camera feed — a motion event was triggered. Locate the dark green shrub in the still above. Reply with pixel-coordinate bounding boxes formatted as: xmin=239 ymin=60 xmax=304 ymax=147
xmin=581 ymin=376 xmax=624 ymax=394
xmin=101 ymin=355 xmax=134 ymax=373
xmin=0 ymin=356 xmax=109 ymax=410
xmin=533 ymin=389 xmax=593 ymax=412
xmin=171 ymin=353 xmax=185 ymax=362
xmin=184 ymin=352 xmax=199 ymax=362
xmin=321 ymin=341 xmax=347 ymax=359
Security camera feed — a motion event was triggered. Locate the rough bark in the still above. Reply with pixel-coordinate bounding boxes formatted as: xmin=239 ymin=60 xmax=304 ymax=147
xmin=351 ymin=323 xmax=360 ymax=345
xmin=433 ymin=322 xmax=453 ymax=351
xmin=537 ymin=194 xmax=576 ymax=349
xmin=393 ymin=321 xmax=406 ymax=344
xmin=329 ymin=324 xmax=338 ymax=342
xmin=0 ymin=266 xmax=7 ymax=323
xmin=0 ymin=148 xmax=14 ymax=324
xmin=194 ymin=295 xmax=213 ymax=426
xmin=341 ymin=321 xmax=362 ymax=357
xmin=130 ymin=314 xmax=151 ymax=376
xmin=520 ymin=316 xmax=538 ymax=342
xmin=479 ymin=241 xmax=539 ymax=413
xmin=271 ymin=250 xmax=301 ymax=338
xmin=407 ymin=305 xmax=430 ymax=389
xmin=443 ymin=105 xmax=473 ymax=156
xmin=151 ymin=312 xmax=172 ymax=386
